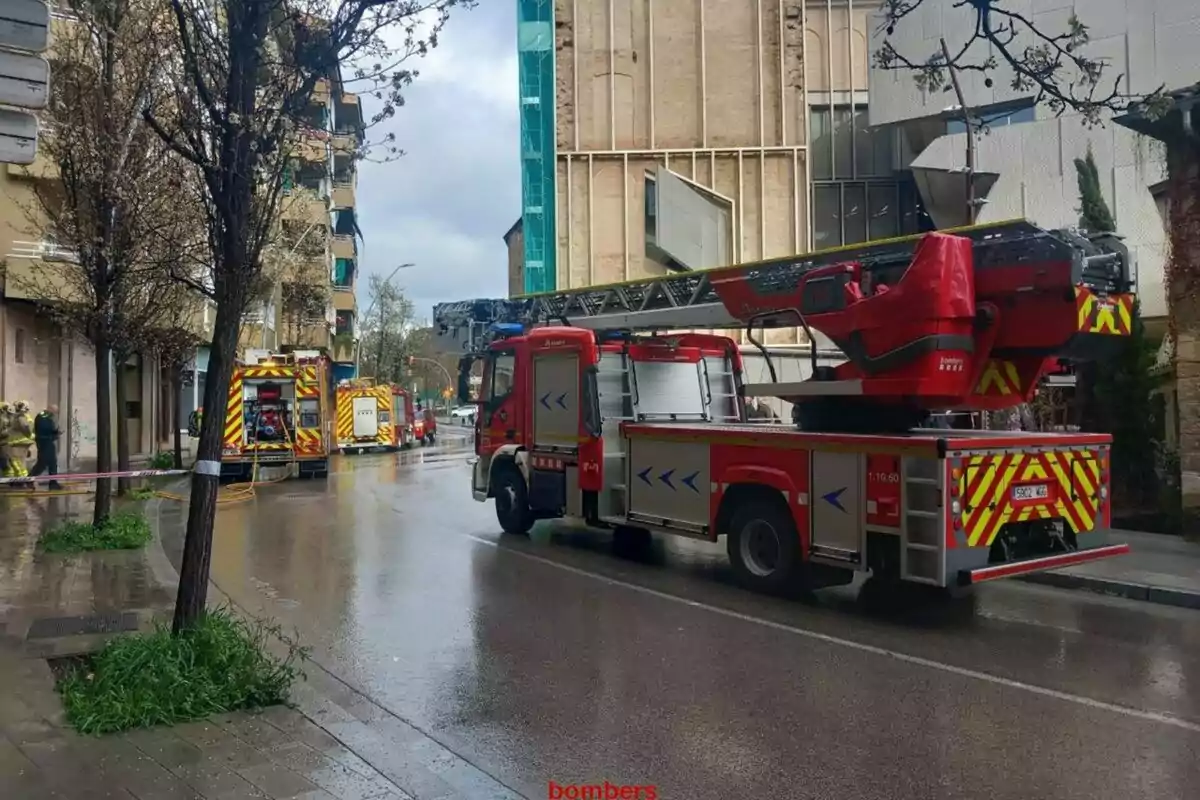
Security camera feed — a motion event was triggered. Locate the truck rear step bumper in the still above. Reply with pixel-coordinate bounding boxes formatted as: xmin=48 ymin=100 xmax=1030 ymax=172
xmin=958 ymin=543 xmax=1130 ymax=586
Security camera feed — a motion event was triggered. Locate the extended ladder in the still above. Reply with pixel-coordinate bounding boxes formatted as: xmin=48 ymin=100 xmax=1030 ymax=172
xmin=433 ymin=219 xmax=1129 ymax=355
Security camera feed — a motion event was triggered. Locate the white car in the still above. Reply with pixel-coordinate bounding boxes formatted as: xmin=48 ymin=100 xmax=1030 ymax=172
xmin=450 ymin=405 xmax=477 ymax=426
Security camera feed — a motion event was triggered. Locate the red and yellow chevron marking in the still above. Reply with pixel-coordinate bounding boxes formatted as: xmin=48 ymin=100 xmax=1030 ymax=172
xmin=241 ymin=366 xmax=297 ymax=379
xmin=293 ymin=427 xmax=322 ymax=453
xmin=974 ymin=359 xmax=1022 ymax=396
xmin=223 ymin=373 xmax=244 ymax=448
xmin=296 ymin=366 xmax=320 ymax=398
xmin=953 ymin=450 xmax=1103 ymax=547
xmin=1075 ymin=287 xmax=1134 ymax=336
xmin=335 ymin=386 xmax=393 ymax=444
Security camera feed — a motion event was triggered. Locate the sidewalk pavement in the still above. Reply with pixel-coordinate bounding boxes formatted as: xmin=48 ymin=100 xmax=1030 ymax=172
xmin=0 ymin=491 xmax=527 ymax=800
xmin=1018 ymin=528 xmax=1200 ymax=610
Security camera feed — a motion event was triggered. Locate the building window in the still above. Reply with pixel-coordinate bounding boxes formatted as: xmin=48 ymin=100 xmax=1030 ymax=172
xmin=644 ymin=175 xmax=657 ymax=240
xmin=14 ymin=328 xmax=26 ymax=363
xmin=813 ymin=177 xmax=931 ymax=249
xmin=811 ymin=105 xmax=895 ymax=181
xmin=947 ymin=103 xmax=1036 ymax=135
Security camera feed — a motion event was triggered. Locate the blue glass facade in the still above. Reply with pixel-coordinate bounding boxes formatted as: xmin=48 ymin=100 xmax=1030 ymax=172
xmin=517 ymin=0 xmax=556 ymax=294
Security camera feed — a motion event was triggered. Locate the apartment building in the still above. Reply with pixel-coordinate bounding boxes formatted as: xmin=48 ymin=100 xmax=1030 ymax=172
xmin=240 ymin=74 xmax=365 ymax=382
xmin=510 ymin=0 xmax=932 ymax=345
xmin=0 ymin=8 xmax=192 ymax=467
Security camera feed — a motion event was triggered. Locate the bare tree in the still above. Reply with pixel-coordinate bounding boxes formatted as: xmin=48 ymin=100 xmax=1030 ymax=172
xmin=358 ymin=273 xmax=416 ymax=382
xmin=873 ymin=1 xmax=1169 ymax=126
xmin=8 ymin=0 xmax=204 ymax=524
xmin=146 ymin=0 xmax=472 ymax=633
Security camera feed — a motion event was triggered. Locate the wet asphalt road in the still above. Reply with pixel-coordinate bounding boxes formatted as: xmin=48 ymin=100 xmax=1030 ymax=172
xmin=158 ymin=434 xmax=1200 ymax=800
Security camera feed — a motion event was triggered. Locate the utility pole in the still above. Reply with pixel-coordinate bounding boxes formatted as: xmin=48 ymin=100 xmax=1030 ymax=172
xmin=940 ymin=38 xmax=977 ymax=225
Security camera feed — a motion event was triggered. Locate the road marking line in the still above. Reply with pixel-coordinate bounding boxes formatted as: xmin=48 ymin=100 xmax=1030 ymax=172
xmin=465 ymin=533 xmax=1200 ymax=734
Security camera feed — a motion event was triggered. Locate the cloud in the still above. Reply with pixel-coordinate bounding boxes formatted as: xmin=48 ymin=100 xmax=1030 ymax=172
xmin=354 ymin=3 xmax=520 ymax=324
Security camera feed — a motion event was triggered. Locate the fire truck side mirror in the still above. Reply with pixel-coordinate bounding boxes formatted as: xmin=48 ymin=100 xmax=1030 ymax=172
xmin=456 ymin=356 xmax=474 ymax=405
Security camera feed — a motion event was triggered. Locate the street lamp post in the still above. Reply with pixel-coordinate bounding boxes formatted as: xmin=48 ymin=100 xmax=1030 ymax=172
xmin=355 ymin=262 xmax=415 ymax=376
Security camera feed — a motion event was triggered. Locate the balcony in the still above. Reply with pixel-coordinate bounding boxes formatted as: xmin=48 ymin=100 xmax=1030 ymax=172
xmin=3 ymin=241 xmax=84 ymax=302
xmin=331 ymin=132 xmax=359 ymax=157
xmin=183 ymin=299 xmax=217 ymax=342
xmin=283 ymin=321 xmax=332 ymax=350
xmin=331 ymin=182 xmax=354 ymax=208
xmin=332 ymin=335 xmax=355 ymax=363
xmin=280 ymin=188 xmax=328 ymax=223
xmin=331 ymin=234 xmax=355 ymax=260
xmin=313 ymin=79 xmax=332 ymax=106
xmin=331 ymin=286 xmax=355 ymax=311
xmin=294 ymin=133 xmax=329 ymax=163
xmin=6 ymin=143 xmax=57 ymax=180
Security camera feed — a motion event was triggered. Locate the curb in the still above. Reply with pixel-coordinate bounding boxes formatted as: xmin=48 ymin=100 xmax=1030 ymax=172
xmin=1017 ymin=572 xmax=1200 ymax=610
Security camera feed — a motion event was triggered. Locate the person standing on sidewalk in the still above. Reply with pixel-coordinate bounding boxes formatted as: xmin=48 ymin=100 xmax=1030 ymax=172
xmin=0 ymin=400 xmax=12 ymax=479
xmin=6 ymin=401 xmax=34 ymax=486
xmin=29 ymin=404 xmax=63 ymax=491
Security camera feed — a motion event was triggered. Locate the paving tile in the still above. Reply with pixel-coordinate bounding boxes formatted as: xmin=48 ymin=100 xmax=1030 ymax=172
xmin=236 ymin=761 xmax=319 ymax=799
xmin=288 ymin=791 xmax=338 ymax=800
xmin=172 ymin=760 xmax=258 ymax=797
xmin=219 ymin=713 xmax=297 ymax=752
xmin=209 ymin=788 xmax=271 ymax=800
xmin=122 ymin=729 xmax=206 ymax=770
xmin=196 ymin=738 xmax=277 ymax=772
xmin=266 ymin=742 xmax=340 ymax=775
xmin=172 ymin=721 xmax=235 ymax=750
xmin=303 ymin=762 xmax=399 ymax=800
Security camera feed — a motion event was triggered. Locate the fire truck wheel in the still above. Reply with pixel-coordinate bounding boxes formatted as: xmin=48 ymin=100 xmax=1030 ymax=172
xmin=726 ymin=497 xmax=804 ymax=594
xmin=493 ymin=465 xmax=533 ymax=536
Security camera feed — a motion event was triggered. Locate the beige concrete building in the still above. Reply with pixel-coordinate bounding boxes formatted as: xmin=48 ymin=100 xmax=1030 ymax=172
xmin=508 ymin=0 xmax=929 ymax=345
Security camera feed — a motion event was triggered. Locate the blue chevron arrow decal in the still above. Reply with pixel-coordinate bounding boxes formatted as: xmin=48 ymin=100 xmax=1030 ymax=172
xmin=539 ymin=392 xmax=551 ymax=410
xmin=822 ymin=487 xmax=847 ymax=513
xmin=556 ymin=392 xmax=568 ymax=409
xmin=659 ymin=469 xmax=675 ymax=490
xmin=637 ymin=466 xmax=653 ymax=486
xmin=681 ymin=471 xmax=700 ymax=493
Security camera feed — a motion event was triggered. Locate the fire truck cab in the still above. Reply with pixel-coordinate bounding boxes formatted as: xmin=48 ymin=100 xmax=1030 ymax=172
xmin=442 ymin=220 xmax=1135 ymax=596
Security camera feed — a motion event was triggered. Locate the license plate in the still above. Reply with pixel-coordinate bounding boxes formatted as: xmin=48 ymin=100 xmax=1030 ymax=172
xmin=1012 ymin=484 xmax=1049 ymax=502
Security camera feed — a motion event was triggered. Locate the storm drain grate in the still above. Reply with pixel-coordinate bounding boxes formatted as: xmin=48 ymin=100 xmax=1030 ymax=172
xmin=26 ymin=612 xmax=140 ymax=640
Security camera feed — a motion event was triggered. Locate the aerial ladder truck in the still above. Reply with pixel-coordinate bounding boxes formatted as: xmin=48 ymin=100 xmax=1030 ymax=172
xmin=432 ymin=220 xmax=1136 ymax=595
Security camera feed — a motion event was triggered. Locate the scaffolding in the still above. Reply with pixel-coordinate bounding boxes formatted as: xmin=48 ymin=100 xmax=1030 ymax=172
xmin=517 ymin=0 xmax=556 ymax=294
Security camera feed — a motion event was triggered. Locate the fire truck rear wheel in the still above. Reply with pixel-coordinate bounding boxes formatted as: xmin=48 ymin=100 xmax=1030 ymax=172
xmin=726 ymin=496 xmax=804 ymax=594
xmin=493 ymin=465 xmax=533 ymax=536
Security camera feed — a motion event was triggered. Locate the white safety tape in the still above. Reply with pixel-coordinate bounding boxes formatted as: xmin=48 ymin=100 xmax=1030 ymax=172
xmin=193 ymin=460 xmax=221 ymax=476
xmin=0 ymin=468 xmax=191 ymax=485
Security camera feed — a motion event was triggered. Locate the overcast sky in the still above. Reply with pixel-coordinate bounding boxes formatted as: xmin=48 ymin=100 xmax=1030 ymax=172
xmin=355 ymin=1 xmax=518 ymax=324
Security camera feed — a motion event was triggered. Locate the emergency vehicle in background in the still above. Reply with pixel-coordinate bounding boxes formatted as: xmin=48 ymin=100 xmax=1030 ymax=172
xmin=433 ymin=220 xmax=1136 ymax=595
xmin=336 ymin=379 xmax=421 ymax=453
xmin=221 ymin=352 xmax=333 ymax=481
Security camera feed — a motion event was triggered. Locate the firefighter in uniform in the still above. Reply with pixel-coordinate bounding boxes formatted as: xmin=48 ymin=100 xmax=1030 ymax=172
xmin=0 ymin=401 xmax=12 ymax=479
xmin=188 ymin=406 xmax=203 ymax=438
xmin=6 ymin=401 xmax=34 ymax=483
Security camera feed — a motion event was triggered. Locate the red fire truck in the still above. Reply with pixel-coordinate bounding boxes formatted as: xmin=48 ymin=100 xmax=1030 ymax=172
xmin=433 ymin=221 xmax=1135 ymax=594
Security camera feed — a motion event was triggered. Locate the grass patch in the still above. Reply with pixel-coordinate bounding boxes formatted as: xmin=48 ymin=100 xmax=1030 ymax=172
xmin=148 ymin=451 xmax=176 ymax=470
xmin=54 ymin=606 xmax=307 ymax=735
xmin=40 ymin=512 xmax=152 ymax=553
xmin=126 ymin=487 xmax=156 ymax=500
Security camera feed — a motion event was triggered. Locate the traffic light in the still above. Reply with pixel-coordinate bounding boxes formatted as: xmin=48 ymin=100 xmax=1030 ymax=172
xmin=0 ymin=1 xmax=50 ymax=166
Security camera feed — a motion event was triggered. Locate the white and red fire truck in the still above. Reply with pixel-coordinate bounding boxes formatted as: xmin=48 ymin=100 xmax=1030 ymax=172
xmin=433 ymin=221 xmax=1135 ymax=594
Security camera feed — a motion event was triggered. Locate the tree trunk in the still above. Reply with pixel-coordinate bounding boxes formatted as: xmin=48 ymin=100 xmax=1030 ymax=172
xmin=173 ymin=303 xmax=239 ymax=633
xmin=114 ymin=354 xmax=131 ymax=495
xmin=93 ymin=342 xmax=114 ymax=527
xmin=172 ymin=365 xmax=184 ymax=469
